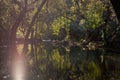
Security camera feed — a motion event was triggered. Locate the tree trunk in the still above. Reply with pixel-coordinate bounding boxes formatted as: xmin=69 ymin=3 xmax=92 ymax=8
xmin=11 ymin=11 xmax=26 ymax=41
xmin=9 ymin=9 xmax=26 ymax=54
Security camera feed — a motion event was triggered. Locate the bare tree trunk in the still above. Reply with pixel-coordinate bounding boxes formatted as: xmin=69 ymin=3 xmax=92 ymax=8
xmin=10 ymin=10 xmax=26 ymax=44
xmin=8 ymin=9 xmax=27 ymax=55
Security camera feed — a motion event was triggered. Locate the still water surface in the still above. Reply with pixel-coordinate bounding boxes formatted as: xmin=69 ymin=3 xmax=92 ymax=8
xmin=0 ymin=43 xmax=120 ymax=80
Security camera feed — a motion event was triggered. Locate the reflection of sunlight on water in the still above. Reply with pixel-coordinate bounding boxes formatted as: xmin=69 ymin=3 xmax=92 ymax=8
xmin=11 ymin=44 xmax=27 ymax=80
xmin=12 ymin=54 xmax=26 ymax=80
xmin=13 ymin=58 xmax=25 ymax=80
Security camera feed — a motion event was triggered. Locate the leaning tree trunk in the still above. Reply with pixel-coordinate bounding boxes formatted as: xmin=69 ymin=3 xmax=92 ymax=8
xmin=9 ymin=9 xmax=26 ymax=54
xmin=10 ymin=10 xmax=26 ymax=43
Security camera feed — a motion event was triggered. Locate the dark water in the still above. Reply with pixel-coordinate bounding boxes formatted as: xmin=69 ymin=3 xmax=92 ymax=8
xmin=0 ymin=43 xmax=120 ymax=80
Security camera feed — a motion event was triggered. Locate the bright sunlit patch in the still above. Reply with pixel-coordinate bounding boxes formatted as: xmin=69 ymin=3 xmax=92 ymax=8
xmin=13 ymin=62 xmax=24 ymax=80
xmin=11 ymin=54 xmax=26 ymax=80
xmin=16 ymin=44 xmax=24 ymax=54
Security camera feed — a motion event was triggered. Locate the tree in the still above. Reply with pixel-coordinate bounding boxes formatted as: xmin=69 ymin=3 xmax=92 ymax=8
xmin=23 ymin=0 xmax=48 ymax=53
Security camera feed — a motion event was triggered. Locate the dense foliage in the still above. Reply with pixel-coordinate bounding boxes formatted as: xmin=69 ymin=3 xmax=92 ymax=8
xmin=0 ymin=0 xmax=120 ymax=48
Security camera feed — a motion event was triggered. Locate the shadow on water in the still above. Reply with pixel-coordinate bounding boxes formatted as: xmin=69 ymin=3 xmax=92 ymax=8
xmin=0 ymin=43 xmax=120 ymax=80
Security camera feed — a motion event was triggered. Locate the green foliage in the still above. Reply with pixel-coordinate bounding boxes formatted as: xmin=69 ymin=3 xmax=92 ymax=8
xmin=85 ymin=0 xmax=105 ymax=29
xmin=52 ymin=16 xmax=69 ymax=35
xmin=0 ymin=0 xmax=119 ymax=46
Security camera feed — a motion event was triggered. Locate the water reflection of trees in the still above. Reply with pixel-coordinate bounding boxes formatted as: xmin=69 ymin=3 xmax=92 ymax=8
xmin=0 ymin=44 xmax=120 ymax=80
xmin=27 ymin=44 xmax=120 ymax=80
xmin=24 ymin=43 xmax=120 ymax=80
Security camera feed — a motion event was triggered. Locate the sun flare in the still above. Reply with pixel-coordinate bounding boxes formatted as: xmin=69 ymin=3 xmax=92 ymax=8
xmin=11 ymin=54 xmax=26 ymax=80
